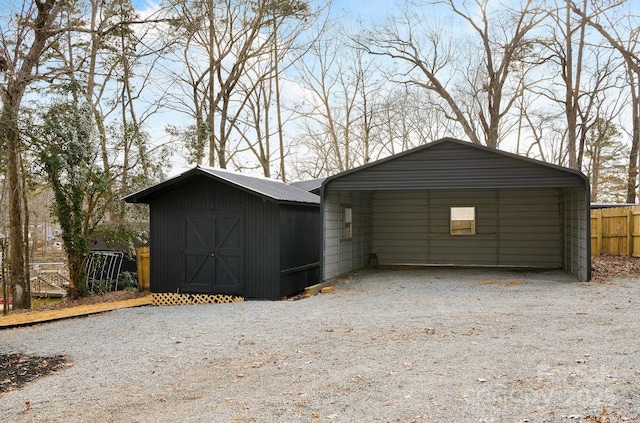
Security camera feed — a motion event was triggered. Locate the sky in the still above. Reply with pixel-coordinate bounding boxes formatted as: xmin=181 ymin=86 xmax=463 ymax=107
xmin=131 ymin=0 xmax=394 ymax=17
xmin=125 ymin=0 xmax=397 ymax=178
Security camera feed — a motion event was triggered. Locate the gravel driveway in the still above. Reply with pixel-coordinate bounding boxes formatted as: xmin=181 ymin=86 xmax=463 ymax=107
xmin=1 ymin=268 xmax=639 ymax=423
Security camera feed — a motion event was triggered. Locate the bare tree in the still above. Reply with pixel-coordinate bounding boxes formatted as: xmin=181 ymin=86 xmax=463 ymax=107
xmin=362 ymin=0 xmax=545 ymax=148
xmin=550 ymin=0 xmax=588 ymax=169
xmin=162 ymin=0 xmax=310 ymax=170
xmin=292 ymin=34 xmax=378 ymax=175
xmin=0 ymin=0 xmax=171 ymax=299
xmin=229 ymin=2 xmax=320 ymax=180
xmin=522 ymin=0 xmax=621 ymax=172
xmin=0 ymin=0 xmax=68 ymax=309
xmin=571 ymin=0 xmax=640 ymax=203
xmin=583 ymin=118 xmax=628 ymax=202
xmin=374 ymin=86 xmax=459 ymax=158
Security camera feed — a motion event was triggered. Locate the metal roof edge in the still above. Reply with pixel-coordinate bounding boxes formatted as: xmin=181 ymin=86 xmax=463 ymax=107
xmin=124 ymin=166 xmax=319 ymax=205
xmin=321 ymin=137 xmax=590 ymax=193
xmin=123 ymin=167 xmax=201 ymax=203
xmin=197 ymin=167 xmax=320 ymax=205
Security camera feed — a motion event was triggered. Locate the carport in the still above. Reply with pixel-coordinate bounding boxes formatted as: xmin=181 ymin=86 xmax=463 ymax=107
xmin=320 ymin=138 xmax=590 ymax=281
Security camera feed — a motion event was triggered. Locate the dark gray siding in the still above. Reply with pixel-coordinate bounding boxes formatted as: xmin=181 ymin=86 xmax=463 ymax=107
xmin=279 ymin=205 xmax=321 ymax=297
xmin=498 ymin=189 xmax=561 ymax=267
xmin=148 ymin=175 xmax=281 ymax=298
xmin=369 ymin=188 xmax=562 ymax=267
xmin=372 ymin=191 xmax=428 ymax=264
xmin=428 ymin=190 xmax=499 ymax=265
xmin=328 ymin=140 xmax=586 ymax=191
xmin=323 ymin=191 xmax=371 ymax=280
xmin=562 ymin=187 xmax=589 ymax=280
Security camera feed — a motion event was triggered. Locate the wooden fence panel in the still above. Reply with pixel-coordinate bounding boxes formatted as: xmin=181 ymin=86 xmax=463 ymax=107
xmin=591 ymin=206 xmax=640 ymax=257
xmin=634 ymin=211 xmax=640 ymax=258
xmin=136 ymin=246 xmax=150 ymax=292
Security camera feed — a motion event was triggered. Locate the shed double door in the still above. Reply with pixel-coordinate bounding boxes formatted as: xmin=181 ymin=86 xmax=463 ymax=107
xmin=182 ymin=211 xmax=244 ymax=294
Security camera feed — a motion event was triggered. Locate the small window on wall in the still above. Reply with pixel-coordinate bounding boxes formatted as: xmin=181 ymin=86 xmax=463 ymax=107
xmin=342 ymin=205 xmax=353 ymax=240
xmin=450 ymin=206 xmax=476 ymax=235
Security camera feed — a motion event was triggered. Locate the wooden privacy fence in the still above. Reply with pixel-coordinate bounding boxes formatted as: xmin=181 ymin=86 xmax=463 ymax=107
xmin=590 ymin=206 xmax=640 ymax=257
xmin=136 ymin=246 xmax=150 ymax=292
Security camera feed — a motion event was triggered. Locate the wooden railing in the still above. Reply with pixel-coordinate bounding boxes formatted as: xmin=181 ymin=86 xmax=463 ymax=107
xmin=590 ymin=206 xmax=640 ymax=257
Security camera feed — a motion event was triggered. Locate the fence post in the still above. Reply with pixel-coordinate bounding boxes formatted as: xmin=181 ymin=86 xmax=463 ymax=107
xmin=634 ymin=210 xmax=640 ymax=258
xmin=629 ymin=209 xmax=634 ymax=257
xmin=594 ymin=211 xmax=602 ymax=257
xmin=136 ymin=246 xmax=150 ymax=292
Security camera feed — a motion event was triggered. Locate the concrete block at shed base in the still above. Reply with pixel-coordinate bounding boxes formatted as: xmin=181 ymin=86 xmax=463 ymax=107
xmin=320 ymin=286 xmax=335 ymax=294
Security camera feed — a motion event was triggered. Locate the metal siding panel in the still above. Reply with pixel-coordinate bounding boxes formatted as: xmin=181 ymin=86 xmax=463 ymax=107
xmin=328 ymin=142 xmax=585 ymax=191
xmin=323 ymin=191 xmax=373 ymax=278
xmin=497 ymin=188 xmax=561 ymax=267
xmin=563 ymin=187 xmax=589 ymax=280
xmin=352 ymin=196 xmax=364 ymax=267
xmin=368 ymin=188 xmax=568 ymax=268
xmin=428 ymin=190 xmax=498 ymax=265
xmin=362 ymin=192 xmax=372 ymax=265
xmin=323 ymin=191 xmax=340 ymax=279
xmin=373 ymin=191 xmax=429 ymax=265
xmin=429 ymin=239 xmax=499 ymax=265
xmin=338 ymin=192 xmax=353 ymax=275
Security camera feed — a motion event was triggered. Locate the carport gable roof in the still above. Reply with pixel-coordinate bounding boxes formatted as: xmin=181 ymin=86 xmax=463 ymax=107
xmin=124 ymin=166 xmax=320 ymax=206
xmin=322 ymin=138 xmax=589 ymax=192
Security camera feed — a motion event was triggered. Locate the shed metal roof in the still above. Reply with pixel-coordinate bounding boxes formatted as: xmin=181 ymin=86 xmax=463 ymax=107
xmin=290 ymin=178 xmax=326 ymax=193
xmin=323 ymin=138 xmax=589 ymax=192
xmin=124 ymin=166 xmax=320 ymax=205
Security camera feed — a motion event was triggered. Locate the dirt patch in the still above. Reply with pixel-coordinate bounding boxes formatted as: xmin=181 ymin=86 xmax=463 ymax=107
xmin=0 ymin=354 xmax=72 ymax=395
xmin=591 ymin=255 xmax=640 ymax=282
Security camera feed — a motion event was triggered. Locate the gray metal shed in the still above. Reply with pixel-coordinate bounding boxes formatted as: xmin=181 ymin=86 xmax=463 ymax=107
xmin=320 ymin=138 xmax=591 ymax=281
xmin=124 ymin=166 xmax=321 ymax=299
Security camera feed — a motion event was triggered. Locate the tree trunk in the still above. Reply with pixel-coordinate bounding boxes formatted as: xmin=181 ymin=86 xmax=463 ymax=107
xmin=206 ymin=0 xmax=215 ymax=167
xmin=0 ymin=0 xmax=63 ymax=309
xmin=565 ymin=2 xmax=577 ymax=169
xmin=2 ymin=102 xmax=29 ymax=309
xmin=591 ymin=144 xmax=600 ymax=202
xmin=273 ymin=17 xmax=286 ymax=182
xmin=628 ymin=99 xmax=640 ymax=203
xmin=626 ymin=71 xmax=640 ymax=204
xmin=217 ymin=88 xmax=231 ymax=169
xmin=21 ymin=157 xmax=31 ymax=303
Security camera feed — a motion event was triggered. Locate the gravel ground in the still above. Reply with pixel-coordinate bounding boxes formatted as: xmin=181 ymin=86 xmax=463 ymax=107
xmin=0 ymin=268 xmax=639 ymax=423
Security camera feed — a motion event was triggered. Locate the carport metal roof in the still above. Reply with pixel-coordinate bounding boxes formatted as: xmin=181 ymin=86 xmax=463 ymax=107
xmin=321 ymin=138 xmax=589 ymax=192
